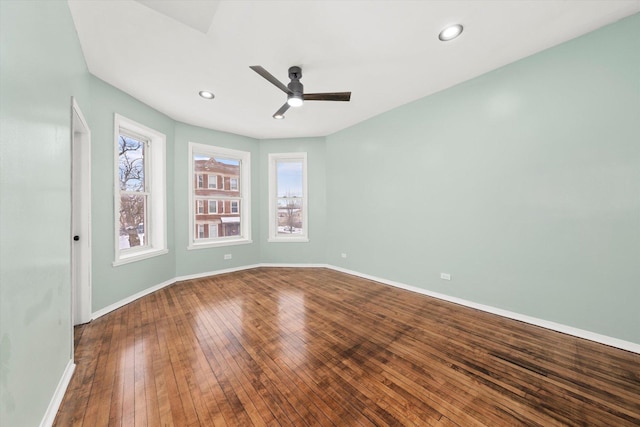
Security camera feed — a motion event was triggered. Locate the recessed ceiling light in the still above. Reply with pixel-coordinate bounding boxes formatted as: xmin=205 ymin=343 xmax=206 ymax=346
xmin=439 ymin=24 xmax=463 ymax=41
xmin=199 ymin=90 xmax=215 ymax=99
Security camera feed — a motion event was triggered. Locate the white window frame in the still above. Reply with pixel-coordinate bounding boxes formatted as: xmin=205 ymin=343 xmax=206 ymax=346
xmin=197 ymin=174 xmax=204 ymax=188
xmin=197 ymin=199 xmax=205 ymax=214
xmin=231 ymin=200 xmax=239 ymax=214
xmin=208 ymin=174 xmax=217 ymax=189
xmin=197 ymin=224 xmax=205 ymax=239
xmin=113 ymin=114 xmax=167 ymax=266
xmin=188 ymin=142 xmax=251 ymax=249
xmin=230 ymin=177 xmax=238 ymax=191
xmin=208 ymin=199 xmax=217 ymax=214
xmin=268 ymin=152 xmax=308 ymax=242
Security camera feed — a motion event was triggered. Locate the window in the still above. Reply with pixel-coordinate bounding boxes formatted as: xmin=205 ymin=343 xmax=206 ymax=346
xmin=114 ymin=114 xmax=167 ymax=265
xmin=197 ymin=174 xmax=204 ymax=188
xmin=268 ymin=153 xmax=308 ymax=242
xmin=208 ymin=174 xmax=218 ymax=189
xmin=209 ymin=223 xmax=218 ymax=238
xmin=189 ymin=142 xmax=251 ymax=249
xmin=197 ymin=199 xmax=205 ymax=214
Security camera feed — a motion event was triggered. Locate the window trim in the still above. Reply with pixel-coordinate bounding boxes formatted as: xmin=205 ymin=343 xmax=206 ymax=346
xmin=268 ymin=152 xmax=308 ymax=243
xmin=188 ymin=142 xmax=251 ymax=249
xmin=113 ymin=114 xmax=167 ymax=266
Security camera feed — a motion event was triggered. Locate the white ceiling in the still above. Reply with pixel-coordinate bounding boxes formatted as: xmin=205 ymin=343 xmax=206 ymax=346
xmin=68 ymin=0 xmax=640 ymax=140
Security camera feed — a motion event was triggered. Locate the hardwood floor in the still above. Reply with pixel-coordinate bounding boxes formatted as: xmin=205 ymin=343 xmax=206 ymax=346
xmin=55 ymin=267 xmax=640 ymax=426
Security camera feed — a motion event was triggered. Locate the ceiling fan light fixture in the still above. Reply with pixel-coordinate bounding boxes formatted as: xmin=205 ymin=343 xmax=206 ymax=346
xmin=287 ymin=94 xmax=304 ymax=107
xmin=439 ymin=24 xmax=463 ymax=41
xmin=273 ymin=113 xmax=285 ymax=120
xmin=198 ymin=90 xmax=215 ymax=99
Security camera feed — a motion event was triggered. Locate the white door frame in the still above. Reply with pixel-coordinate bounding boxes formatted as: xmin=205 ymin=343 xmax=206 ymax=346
xmin=71 ymin=97 xmax=92 ymax=329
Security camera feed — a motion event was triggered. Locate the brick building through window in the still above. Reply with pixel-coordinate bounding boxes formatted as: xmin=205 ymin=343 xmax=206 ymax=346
xmin=193 ymin=158 xmax=241 ymax=239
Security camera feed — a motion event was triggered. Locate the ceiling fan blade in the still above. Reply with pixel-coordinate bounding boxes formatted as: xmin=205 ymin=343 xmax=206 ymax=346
xmin=250 ymin=65 xmax=291 ymax=94
xmin=273 ymin=103 xmax=290 ymax=119
xmin=303 ymin=92 xmax=351 ymax=102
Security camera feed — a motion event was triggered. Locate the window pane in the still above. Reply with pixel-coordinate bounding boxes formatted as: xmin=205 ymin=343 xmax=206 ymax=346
xmin=277 ymin=197 xmax=303 ymax=235
xmin=119 ymin=135 xmax=145 ymax=192
xmin=276 ymin=160 xmax=303 ymax=198
xmin=119 ymin=194 xmax=146 ymax=249
xmin=193 ymin=151 xmax=242 ymax=242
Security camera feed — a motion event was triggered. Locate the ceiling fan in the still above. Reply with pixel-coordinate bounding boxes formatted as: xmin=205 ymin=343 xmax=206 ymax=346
xmin=250 ymin=65 xmax=351 ymax=119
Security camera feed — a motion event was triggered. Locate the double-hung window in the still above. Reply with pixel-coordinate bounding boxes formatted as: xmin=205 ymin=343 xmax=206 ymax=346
xmin=189 ymin=142 xmax=251 ymax=248
xmin=268 ymin=153 xmax=308 ymax=242
xmin=208 ymin=174 xmax=217 ymax=189
xmin=208 ymin=200 xmax=218 ymax=214
xmin=114 ymin=114 xmax=167 ymax=265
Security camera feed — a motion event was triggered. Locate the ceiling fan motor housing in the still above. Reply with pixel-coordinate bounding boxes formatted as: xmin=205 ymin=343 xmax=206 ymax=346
xmin=287 ymin=66 xmax=304 ymax=99
xmin=288 ymin=80 xmax=304 ymax=96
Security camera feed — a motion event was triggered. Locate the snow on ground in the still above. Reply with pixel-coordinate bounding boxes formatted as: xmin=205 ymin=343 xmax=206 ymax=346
xmin=119 ymin=234 xmax=144 ymax=249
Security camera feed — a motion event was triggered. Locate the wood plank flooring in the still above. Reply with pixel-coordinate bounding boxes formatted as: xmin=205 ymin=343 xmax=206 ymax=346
xmin=55 ymin=267 xmax=640 ymax=426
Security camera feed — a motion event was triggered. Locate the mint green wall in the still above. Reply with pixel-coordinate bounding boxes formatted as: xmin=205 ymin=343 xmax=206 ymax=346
xmin=174 ymin=122 xmax=261 ymax=277
xmin=259 ymin=138 xmax=328 ymax=264
xmin=89 ymin=77 xmax=176 ymax=311
xmin=326 ymin=14 xmax=640 ymax=343
xmin=0 ymin=1 xmax=90 ymax=426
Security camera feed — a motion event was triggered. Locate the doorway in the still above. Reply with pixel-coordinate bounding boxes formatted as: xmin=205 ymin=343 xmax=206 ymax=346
xmin=71 ymin=97 xmax=92 ymax=327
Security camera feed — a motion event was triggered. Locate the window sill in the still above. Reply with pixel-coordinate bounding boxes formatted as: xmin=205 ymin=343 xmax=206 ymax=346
xmin=113 ymin=248 xmax=169 ymax=267
xmin=188 ymin=238 xmax=253 ymax=250
xmin=268 ymin=237 xmax=309 ymax=243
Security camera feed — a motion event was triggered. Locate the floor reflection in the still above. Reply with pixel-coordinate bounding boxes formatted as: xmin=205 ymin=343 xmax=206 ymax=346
xmin=277 ymin=290 xmax=308 ymax=367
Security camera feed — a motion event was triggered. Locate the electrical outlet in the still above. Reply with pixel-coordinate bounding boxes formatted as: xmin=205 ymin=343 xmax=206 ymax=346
xmin=341 ymin=253 xmax=347 ymax=259
xmin=224 ymin=254 xmax=232 ymax=260
xmin=440 ymin=273 xmax=451 ymax=281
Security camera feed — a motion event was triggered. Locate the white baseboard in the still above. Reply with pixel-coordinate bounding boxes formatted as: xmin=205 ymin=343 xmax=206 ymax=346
xmin=259 ymin=263 xmax=328 ymax=268
xmin=90 ymin=262 xmax=640 ymax=354
xmin=40 ymin=360 xmax=75 ymax=427
xmin=174 ymin=264 xmax=262 ymax=282
xmin=327 ymin=265 xmax=640 ymax=354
